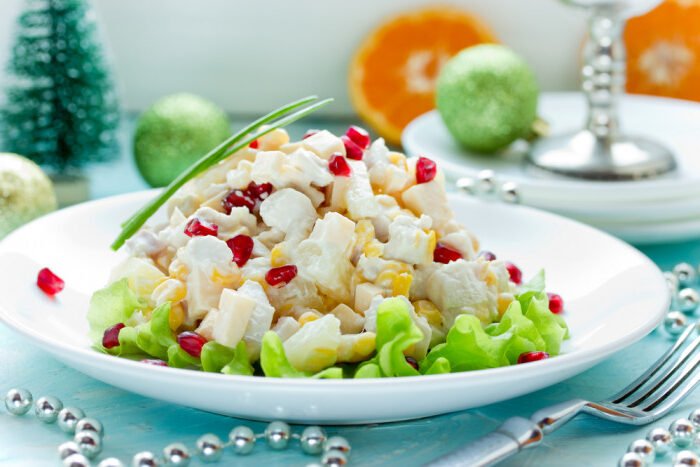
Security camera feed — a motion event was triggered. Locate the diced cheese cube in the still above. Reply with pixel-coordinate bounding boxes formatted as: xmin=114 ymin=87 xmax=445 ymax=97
xmin=283 ymin=314 xmax=341 ymax=373
xmin=354 ymin=282 xmax=383 ymax=314
xmin=272 ymin=316 xmax=301 ymax=341
xmin=237 ymin=280 xmax=276 ymax=360
xmin=308 ymin=212 xmax=356 ymax=258
xmin=302 ymin=130 xmax=345 ymax=159
xmin=330 ymin=303 xmax=366 ymax=334
xmin=211 ymin=289 xmax=256 ymax=347
xmin=330 ymin=176 xmax=351 ymax=212
xmin=383 ymin=215 xmax=436 ymax=266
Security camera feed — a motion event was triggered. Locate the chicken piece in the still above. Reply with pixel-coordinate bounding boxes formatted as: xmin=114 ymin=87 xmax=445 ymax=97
xmin=401 ymin=173 xmax=452 ymax=231
xmin=176 ymin=236 xmax=237 ymax=325
xmin=383 ymin=215 xmax=436 ymax=266
xmin=283 ymin=314 xmax=341 ymax=373
xmin=301 ymin=129 xmax=346 ymax=159
xmin=259 ymin=188 xmax=317 ymax=244
xmin=190 ymin=206 xmax=258 ymax=239
xmin=369 ymin=195 xmax=402 ymax=242
xmin=225 ymin=160 xmax=253 ymax=190
xmin=425 ymin=260 xmax=500 ymax=328
xmin=125 ymin=230 xmax=164 ymax=258
xmin=439 ymin=230 xmax=478 ymax=261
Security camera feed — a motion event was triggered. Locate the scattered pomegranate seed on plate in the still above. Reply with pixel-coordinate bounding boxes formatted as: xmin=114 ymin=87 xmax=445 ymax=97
xmin=341 ymin=135 xmax=364 ymax=160
xmin=177 ymin=331 xmax=207 ymax=358
xmin=345 ymin=125 xmax=371 ymax=149
xmin=505 ymin=262 xmax=523 ymax=285
xmin=265 ymin=265 xmax=298 ymax=287
xmin=36 ymin=267 xmax=65 ymax=296
xmin=547 ymin=293 xmax=564 ymax=314
xmin=102 ymin=323 xmax=125 ymax=349
xmin=328 ymin=154 xmax=352 ymax=177
xmin=433 ymin=244 xmax=462 ymax=264
xmin=517 ymin=351 xmax=549 ymax=364
xmin=184 ymin=218 xmax=219 ymax=237
xmin=227 ymin=234 xmax=254 ymax=267
xmin=141 ymin=359 xmax=168 ymax=367
xmin=415 ymin=156 xmax=437 ymax=184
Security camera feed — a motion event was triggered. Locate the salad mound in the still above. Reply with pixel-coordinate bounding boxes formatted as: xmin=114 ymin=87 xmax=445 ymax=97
xmin=89 ymin=126 xmax=568 ymax=378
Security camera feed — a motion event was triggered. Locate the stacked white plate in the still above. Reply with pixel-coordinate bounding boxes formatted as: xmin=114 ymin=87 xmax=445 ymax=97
xmin=402 ymin=92 xmax=700 ymax=245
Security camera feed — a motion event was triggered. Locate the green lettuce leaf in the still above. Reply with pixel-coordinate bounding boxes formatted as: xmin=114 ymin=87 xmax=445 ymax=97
xmin=87 ymin=279 xmax=143 ymax=342
xmin=135 ymin=303 xmax=175 ymax=360
xmin=422 ymin=356 xmax=451 ymax=375
xmin=221 ymin=342 xmax=254 ymax=376
xmin=260 ymin=331 xmax=307 ymax=378
xmin=522 ymin=295 xmax=569 ymax=355
xmin=167 ymin=344 xmax=201 ymax=369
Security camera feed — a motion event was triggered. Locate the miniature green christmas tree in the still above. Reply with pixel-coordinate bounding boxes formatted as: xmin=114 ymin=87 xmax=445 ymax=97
xmin=0 ymin=0 xmax=120 ymax=171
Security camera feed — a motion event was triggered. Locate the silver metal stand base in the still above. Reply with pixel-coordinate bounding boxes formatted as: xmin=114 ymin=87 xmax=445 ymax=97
xmin=527 ymin=130 xmax=677 ymax=180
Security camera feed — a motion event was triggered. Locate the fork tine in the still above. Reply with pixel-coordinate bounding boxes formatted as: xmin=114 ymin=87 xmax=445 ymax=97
xmin=624 ymin=334 xmax=700 ymax=407
xmin=639 ymin=352 xmax=700 ymax=413
xmin=642 ymin=371 xmax=700 ymax=420
xmin=610 ymin=324 xmax=696 ymax=404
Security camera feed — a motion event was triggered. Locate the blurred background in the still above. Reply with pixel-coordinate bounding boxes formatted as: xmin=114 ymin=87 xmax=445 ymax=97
xmin=0 ymin=0 xmax=586 ymax=115
xmin=1 ymin=0 xmax=698 ymax=242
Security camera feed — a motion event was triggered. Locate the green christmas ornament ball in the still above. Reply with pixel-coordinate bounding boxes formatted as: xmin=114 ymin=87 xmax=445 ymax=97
xmin=0 ymin=153 xmax=57 ymax=239
xmin=134 ymin=93 xmax=230 ymax=187
xmin=436 ymin=44 xmax=539 ymax=153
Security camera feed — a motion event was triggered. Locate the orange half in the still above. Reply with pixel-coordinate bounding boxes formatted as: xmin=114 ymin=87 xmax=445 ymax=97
xmin=349 ymin=7 xmax=497 ymax=145
xmin=625 ymin=0 xmax=700 ymax=101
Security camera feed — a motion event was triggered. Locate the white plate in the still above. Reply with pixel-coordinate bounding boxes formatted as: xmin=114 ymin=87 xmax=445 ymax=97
xmin=402 ymin=93 xmax=700 ymax=208
xmin=0 ymin=191 xmax=669 ymax=424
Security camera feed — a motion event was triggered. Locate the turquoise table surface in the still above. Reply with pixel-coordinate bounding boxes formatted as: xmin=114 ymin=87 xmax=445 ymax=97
xmin=3 ymin=117 xmax=700 ymax=467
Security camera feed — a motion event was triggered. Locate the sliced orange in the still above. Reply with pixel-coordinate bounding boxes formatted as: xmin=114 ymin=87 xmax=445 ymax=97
xmin=625 ymin=0 xmax=700 ymax=101
xmin=349 ymin=7 xmax=497 ymax=145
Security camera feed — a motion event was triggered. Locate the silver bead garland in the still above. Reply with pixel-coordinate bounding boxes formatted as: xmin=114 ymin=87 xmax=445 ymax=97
xmin=2 ymin=388 xmax=352 ymax=466
xmin=620 ymin=410 xmax=700 ymax=465
xmin=456 ymin=170 xmax=521 ymax=205
xmin=662 ymin=263 xmax=700 ymax=338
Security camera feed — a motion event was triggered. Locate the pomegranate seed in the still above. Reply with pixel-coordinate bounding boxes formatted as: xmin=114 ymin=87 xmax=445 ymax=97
xmin=328 ymin=153 xmax=352 ymax=177
xmin=227 ymin=234 xmax=254 ymax=267
xmin=345 ymin=125 xmax=371 ymax=149
xmin=303 ymin=129 xmax=320 ymax=139
xmin=478 ymin=251 xmax=497 ymax=261
xmin=415 ymin=156 xmax=437 ymax=184
xmin=341 ymin=135 xmax=364 ymax=160
xmin=37 ymin=267 xmax=65 ymax=296
xmin=265 ymin=265 xmax=298 ymax=287
xmin=102 ymin=323 xmax=125 ymax=349
xmin=505 ymin=262 xmax=523 ymax=285
xmin=433 ymin=244 xmax=463 ymax=264
xmin=517 ymin=351 xmax=549 ymax=364
xmin=246 ymin=181 xmax=273 ymax=200
xmin=222 ymin=189 xmax=256 ymax=213
xmin=405 ymin=356 xmax=419 ymax=371
xmin=184 ymin=218 xmax=218 ymax=237
xmin=547 ymin=293 xmax=564 ymax=314
xmin=141 ymin=359 xmax=168 ymax=367
xmin=177 ymin=331 xmax=207 ymax=358
xmin=249 ymin=139 xmax=259 ymax=149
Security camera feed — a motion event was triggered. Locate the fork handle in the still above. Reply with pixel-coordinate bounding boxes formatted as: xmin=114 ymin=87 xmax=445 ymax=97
xmin=424 ymin=417 xmax=543 ymax=467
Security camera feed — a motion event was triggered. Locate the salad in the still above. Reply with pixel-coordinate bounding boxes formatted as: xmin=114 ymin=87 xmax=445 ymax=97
xmin=88 ymin=123 xmax=568 ymax=378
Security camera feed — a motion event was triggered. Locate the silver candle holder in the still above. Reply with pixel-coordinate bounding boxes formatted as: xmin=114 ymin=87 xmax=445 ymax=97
xmin=527 ymin=0 xmax=676 ymax=180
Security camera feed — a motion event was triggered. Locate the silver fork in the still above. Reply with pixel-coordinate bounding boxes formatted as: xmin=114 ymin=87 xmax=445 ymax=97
xmin=426 ymin=324 xmax=700 ymax=467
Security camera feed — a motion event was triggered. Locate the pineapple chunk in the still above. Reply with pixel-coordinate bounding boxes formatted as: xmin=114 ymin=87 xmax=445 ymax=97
xmin=283 ymin=314 xmax=341 ymax=373
xmin=337 ymin=332 xmax=376 ymax=363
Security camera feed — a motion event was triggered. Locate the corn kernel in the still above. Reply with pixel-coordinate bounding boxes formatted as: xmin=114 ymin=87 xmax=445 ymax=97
xmin=210 ymin=268 xmax=240 ymax=287
xmin=169 ymin=303 xmax=185 ymax=331
xmin=388 ymin=152 xmax=408 ymax=170
xmin=363 ymin=240 xmax=383 ymax=258
xmin=298 ymin=311 xmax=320 ymax=327
xmin=498 ymin=294 xmax=514 ymax=317
xmin=392 ymin=272 xmax=413 ymax=297
xmin=270 ymin=244 xmax=286 ymax=267
xmin=414 ymin=300 xmax=442 ymax=327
